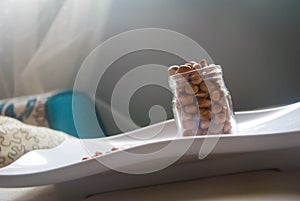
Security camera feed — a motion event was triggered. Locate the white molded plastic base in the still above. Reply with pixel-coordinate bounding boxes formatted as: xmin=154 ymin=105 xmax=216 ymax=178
xmin=1 ymin=102 xmax=300 ymax=199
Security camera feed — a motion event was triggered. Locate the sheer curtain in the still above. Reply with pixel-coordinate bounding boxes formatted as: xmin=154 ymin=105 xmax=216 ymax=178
xmin=0 ymin=0 xmax=112 ymax=100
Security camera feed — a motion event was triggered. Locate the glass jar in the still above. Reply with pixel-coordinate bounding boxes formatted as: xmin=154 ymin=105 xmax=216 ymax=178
xmin=168 ymin=65 xmax=237 ymax=136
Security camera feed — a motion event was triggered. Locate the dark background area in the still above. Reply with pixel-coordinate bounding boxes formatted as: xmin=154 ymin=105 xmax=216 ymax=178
xmin=95 ymin=0 xmax=300 ymax=135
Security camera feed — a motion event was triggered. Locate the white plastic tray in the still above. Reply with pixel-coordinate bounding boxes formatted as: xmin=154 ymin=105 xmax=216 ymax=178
xmin=1 ymin=102 xmax=300 ymax=193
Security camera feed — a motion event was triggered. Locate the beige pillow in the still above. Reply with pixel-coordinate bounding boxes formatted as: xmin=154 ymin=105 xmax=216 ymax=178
xmin=0 ymin=116 xmax=72 ymax=168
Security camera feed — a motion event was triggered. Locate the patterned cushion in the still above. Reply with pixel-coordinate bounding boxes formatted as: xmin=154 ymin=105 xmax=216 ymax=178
xmin=0 ymin=91 xmax=56 ymax=128
xmin=0 ymin=91 xmax=107 ymax=138
xmin=0 ymin=116 xmax=72 ymax=168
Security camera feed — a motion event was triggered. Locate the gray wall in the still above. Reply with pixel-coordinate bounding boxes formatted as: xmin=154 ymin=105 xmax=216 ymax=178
xmin=95 ymin=0 xmax=300 ymax=135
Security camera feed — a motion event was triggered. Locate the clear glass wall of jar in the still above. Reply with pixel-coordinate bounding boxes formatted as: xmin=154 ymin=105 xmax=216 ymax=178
xmin=168 ymin=65 xmax=237 ymax=136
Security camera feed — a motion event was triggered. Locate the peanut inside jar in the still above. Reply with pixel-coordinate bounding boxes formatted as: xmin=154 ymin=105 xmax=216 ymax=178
xmin=168 ymin=60 xmax=237 ymax=136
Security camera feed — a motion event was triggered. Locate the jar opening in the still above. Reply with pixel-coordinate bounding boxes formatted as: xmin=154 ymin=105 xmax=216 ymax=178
xmin=169 ymin=65 xmax=222 ymax=82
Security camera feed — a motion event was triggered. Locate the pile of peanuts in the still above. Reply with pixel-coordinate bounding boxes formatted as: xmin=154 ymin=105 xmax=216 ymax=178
xmin=168 ymin=59 xmax=234 ymax=136
xmin=81 ymin=147 xmax=120 ymax=161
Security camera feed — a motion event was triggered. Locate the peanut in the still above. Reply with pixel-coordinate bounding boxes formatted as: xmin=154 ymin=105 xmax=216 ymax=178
xmin=218 ymin=97 xmax=227 ymax=107
xmin=185 ymin=84 xmax=199 ymax=94
xmin=183 ymin=130 xmax=192 ymax=136
xmin=200 ymin=109 xmax=211 ymax=120
xmin=94 ymin=151 xmax=102 ymax=157
xmin=211 ymin=91 xmax=221 ymax=101
xmin=179 ymin=95 xmax=194 ymax=106
xmin=168 ymin=65 xmax=179 ymax=76
xmin=111 ymin=147 xmax=119 ymax=151
xmin=191 ymin=76 xmax=202 ymax=85
xmin=195 ymin=91 xmax=208 ymax=98
xmin=201 ymin=129 xmax=208 ymax=135
xmin=193 ymin=63 xmax=202 ymax=70
xmin=181 ymin=113 xmax=193 ymax=120
xmin=176 ymin=65 xmax=192 ymax=73
xmin=186 ymin=61 xmax=196 ymax=68
xmin=209 ymin=123 xmax=224 ymax=134
xmin=211 ymin=104 xmax=223 ymax=114
xmin=188 ymin=129 xmax=199 ymax=135
xmin=200 ymin=82 xmax=208 ymax=92
xmin=200 ymin=120 xmax=210 ymax=129
xmin=177 ymin=87 xmax=185 ymax=94
xmin=184 ymin=104 xmax=198 ymax=114
xmin=82 ymin=157 xmax=90 ymax=161
xmin=205 ymin=81 xmax=217 ymax=91
xmin=190 ymin=72 xmax=202 ymax=84
xmin=182 ymin=120 xmax=197 ymax=130
xmin=200 ymin=59 xmax=208 ymax=67
xmin=224 ymin=121 xmax=232 ymax=133
xmin=212 ymin=113 xmax=226 ymax=124
xmin=198 ymin=98 xmax=211 ymax=108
